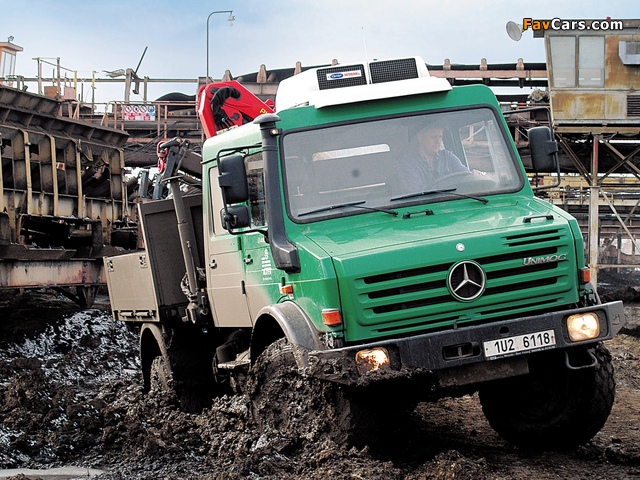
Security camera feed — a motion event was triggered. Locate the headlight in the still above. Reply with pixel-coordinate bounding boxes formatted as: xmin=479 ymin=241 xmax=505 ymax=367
xmin=355 ymin=347 xmax=390 ymax=375
xmin=566 ymin=312 xmax=600 ymax=342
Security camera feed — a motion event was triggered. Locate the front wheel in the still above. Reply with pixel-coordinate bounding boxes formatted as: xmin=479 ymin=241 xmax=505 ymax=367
xmin=248 ymin=338 xmax=414 ymax=447
xmin=248 ymin=338 xmax=353 ymax=443
xmin=479 ymin=344 xmax=615 ymax=450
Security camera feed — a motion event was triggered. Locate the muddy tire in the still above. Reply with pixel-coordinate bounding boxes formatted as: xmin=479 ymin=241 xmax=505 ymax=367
xmin=479 ymin=344 xmax=615 ymax=450
xmin=148 ymin=348 xmax=212 ymax=412
xmin=149 ymin=355 xmax=174 ymax=393
xmin=248 ymin=338 xmax=416 ymax=447
xmin=142 ymin=323 xmax=219 ymax=413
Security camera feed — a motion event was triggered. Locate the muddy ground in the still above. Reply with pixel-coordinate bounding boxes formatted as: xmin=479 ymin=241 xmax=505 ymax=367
xmin=0 ymin=272 xmax=639 ymax=479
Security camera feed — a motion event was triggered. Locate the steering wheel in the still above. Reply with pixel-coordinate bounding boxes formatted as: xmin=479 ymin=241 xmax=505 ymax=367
xmin=433 ymin=170 xmax=474 ymax=187
xmin=434 ymin=170 xmax=495 ymax=191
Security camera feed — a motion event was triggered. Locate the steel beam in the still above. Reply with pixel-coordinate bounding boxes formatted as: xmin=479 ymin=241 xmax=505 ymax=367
xmin=589 ymin=135 xmax=600 ymax=285
xmin=0 ymin=258 xmax=105 ymax=287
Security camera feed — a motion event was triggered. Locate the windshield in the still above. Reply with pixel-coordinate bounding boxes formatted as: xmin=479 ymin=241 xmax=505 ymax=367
xmin=282 ymin=108 xmax=523 ymax=222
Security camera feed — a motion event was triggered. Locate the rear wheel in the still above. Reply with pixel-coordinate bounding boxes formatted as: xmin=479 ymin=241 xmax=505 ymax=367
xmin=479 ymin=344 xmax=615 ymax=450
xmin=149 ymin=355 xmax=174 ymax=394
xmin=143 ymin=323 xmax=219 ymax=413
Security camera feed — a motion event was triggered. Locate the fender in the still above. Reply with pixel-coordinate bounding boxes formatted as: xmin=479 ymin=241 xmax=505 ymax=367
xmin=251 ymin=301 xmax=325 ymax=367
xmin=139 ymin=322 xmax=170 ymax=392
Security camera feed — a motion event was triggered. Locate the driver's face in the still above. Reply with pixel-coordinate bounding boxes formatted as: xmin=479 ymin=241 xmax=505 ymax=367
xmin=418 ymin=127 xmax=444 ymax=159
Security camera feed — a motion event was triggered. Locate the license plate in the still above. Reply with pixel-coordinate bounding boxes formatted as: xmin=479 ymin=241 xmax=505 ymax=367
xmin=483 ymin=329 xmax=556 ymax=359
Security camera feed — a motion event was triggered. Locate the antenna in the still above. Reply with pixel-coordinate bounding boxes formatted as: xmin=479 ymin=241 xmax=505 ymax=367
xmin=134 ymin=46 xmax=148 ymax=75
xmin=361 ymin=27 xmax=369 ymax=63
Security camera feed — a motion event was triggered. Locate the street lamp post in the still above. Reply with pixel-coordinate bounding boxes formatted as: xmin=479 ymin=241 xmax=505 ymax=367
xmin=206 ymin=10 xmax=235 ymax=82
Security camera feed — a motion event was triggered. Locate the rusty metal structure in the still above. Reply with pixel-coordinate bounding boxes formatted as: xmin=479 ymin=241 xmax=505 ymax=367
xmin=539 ymin=19 xmax=640 ymax=284
xmin=0 ymin=84 xmax=135 ymax=305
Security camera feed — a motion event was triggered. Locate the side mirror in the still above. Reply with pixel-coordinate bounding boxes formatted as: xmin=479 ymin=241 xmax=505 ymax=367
xmin=218 ymin=154 xmax=250 ymax=232
xmin=218 ymin=154 xmax=248 ymax=204
xmin=529 ymin=126 xmax=558 ymax=172
xmin=220 ymin=205 xmax=251 ymax=230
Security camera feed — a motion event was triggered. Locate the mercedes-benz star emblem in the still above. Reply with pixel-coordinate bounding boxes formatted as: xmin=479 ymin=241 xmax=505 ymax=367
xmin=448 ymin=260 xmax=486 ymax=302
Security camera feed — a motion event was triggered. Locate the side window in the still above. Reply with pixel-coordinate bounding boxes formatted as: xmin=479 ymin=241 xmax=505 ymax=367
xmin=549 ymin=35 xmax=605 ymax=88
xmin=458 ymin=118 xmax=519 ymax=188
xmin=549 ymin=36 xmax=576 ymax=88
xmin=459 ymin=121 xmax=495 ymax=173
xmin=245 ymin=153 xmax=266 ymax=227
xmin=578 ymin=36 xmax=604 ymax=87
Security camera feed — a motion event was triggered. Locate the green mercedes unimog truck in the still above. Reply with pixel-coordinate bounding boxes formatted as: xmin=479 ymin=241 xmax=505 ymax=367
xmin=105 ymin=56 xmax=625 ymax=450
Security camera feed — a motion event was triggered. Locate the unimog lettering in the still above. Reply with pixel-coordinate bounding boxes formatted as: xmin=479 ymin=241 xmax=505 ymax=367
xmin=523 ymin=253 xmax=568 ymax=265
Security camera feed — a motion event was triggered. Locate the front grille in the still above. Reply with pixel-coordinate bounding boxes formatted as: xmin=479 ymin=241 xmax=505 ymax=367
xmin=350 ymin=228 xmax=575 ymax=338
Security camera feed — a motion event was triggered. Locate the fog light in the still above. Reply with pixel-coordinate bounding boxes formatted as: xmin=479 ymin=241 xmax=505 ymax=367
xmin=566 ymin=312 xmax=600 ymax=342
xmin=355 ymin=347 xmax=390 ymax=375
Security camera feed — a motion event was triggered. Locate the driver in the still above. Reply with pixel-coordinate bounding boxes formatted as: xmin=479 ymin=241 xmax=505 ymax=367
xmin=401 ymin=123 xmax=469 ymax=192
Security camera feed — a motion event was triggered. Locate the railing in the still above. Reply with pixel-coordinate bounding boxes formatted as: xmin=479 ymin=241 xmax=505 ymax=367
xmin=95 ymin=100 xmax=200 ymax=140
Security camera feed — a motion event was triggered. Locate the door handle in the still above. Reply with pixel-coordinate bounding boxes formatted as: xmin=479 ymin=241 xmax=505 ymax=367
xmin=244 ymin=256 xmax=253 ymax=265
xmin=209 ymin=259 xmax=217 ymax=269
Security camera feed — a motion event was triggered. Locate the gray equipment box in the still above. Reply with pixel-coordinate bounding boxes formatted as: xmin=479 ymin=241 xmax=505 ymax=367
xmin=105 ymin=193 xmax=204 ymax=322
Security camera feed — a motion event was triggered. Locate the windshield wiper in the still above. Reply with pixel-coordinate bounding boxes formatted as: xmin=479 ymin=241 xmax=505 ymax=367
xmin=390 ymin=188 xmax=488 ymax=204
xmin=298 ymin=200 xmax=398 ymax=217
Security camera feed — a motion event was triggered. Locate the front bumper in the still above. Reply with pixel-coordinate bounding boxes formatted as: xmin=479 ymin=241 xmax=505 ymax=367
xmin=306 ymin=301 xmax=625 ymax=386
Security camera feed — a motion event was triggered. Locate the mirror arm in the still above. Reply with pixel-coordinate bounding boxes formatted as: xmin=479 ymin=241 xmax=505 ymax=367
xmin=222 ymin=210 xmax=269 ymax=240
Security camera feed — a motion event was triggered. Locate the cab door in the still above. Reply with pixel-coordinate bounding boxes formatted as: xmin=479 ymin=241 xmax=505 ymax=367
xmin=205 ymin=163 xmax=252 ymax=327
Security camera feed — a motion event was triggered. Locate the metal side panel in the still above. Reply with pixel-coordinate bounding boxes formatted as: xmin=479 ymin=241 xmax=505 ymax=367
xmin=104 ymin=252 xmax=161 ymax=322
xmin=137 ymin=193 xmax=204 ymax=309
